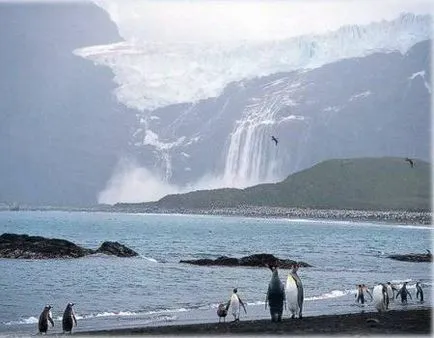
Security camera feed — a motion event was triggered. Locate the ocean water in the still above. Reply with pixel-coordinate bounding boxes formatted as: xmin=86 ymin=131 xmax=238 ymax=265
xmin=0 ymin=211 xmax=432 ymax=336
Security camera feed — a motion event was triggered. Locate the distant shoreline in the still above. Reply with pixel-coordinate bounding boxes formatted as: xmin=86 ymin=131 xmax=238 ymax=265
xmin=76 ymin=308 xmax=431 ymax=336
xmin=0 ymin=205 xmax=432 ymax=225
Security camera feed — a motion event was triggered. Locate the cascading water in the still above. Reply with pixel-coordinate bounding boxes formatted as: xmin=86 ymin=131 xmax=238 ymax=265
xmin=222 ymin=78 xmax=303 ymax=187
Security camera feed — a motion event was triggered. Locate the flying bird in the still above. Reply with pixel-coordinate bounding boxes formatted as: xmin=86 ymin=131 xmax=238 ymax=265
xmin=405 ymin=158 xmax=414 ymax=168
xmin=271 ymin=136 xmax=278 ymax=146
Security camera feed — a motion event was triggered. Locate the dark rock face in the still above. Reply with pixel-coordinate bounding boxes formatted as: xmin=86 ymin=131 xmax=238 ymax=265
xmin=180 ymin=253 xmax=311 ymax=268
xmin=95 ymin=241 xmax=139 ymax=257
xmin=387 ymin=253 xmax=432 ymax=262
xmin=0 ymin=233 xmax=138 ymax=259
xmin=0 ymin=233 xmax=91 ymax=259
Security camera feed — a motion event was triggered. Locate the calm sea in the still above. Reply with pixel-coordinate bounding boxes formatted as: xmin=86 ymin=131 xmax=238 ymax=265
xmin=0 ymin=211 xmax=432 ymax=336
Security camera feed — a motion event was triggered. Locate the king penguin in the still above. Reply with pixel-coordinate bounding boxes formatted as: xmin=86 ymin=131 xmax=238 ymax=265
xmin=372 ymin=284 xmax=388 ymax=312
xmin=265 ymin=265 xmax=285 ymax=322
xmin=285 ymin=263 xmax=304 ymax=319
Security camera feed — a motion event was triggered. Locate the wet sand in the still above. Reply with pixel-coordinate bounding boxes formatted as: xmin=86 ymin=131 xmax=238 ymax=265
xmin=77 ymin=308 xmax=431 ymax=336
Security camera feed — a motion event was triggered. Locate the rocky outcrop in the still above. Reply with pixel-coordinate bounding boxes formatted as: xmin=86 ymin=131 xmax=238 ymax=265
xmin=95 ymin=241 xmax=139 ymax=257
xmin=0 ymin=233 xmax=139 ymax=259
xmin=180 ymin=253 xmax=311 ymax=268
xmin=387 ymin=252 xmax=432 ymax=262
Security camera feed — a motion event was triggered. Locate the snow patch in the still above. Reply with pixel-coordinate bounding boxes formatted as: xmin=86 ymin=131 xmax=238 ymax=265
xmin=349 ymin=90 xmax=372 ymax=101
xmin=323 ymin=106 xmax=342 ymax=112
xmin=181 ymin=152 xmax=190 ymax=158
xmin=408 ymin=70 xmax=431 ymax=93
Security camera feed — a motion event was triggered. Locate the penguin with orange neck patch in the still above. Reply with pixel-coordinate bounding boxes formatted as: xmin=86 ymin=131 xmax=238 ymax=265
xmin=285 ymin=263 xmax=304 ymax=319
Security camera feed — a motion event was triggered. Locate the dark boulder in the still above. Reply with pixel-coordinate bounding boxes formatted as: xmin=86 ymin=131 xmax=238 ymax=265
xmin=0 ymin=233 xmax=138 ymax=259
xmin=180 ymin=253 xmax=311 ymax=268
xmin=387 ymin=252 xmax=432 ymax=263
xmin=95 ymin=241 xmax=139 ymax=257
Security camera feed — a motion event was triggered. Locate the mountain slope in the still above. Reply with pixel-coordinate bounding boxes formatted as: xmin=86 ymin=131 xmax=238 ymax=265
xmin=144 ymin=158 xmax=431 ymax=211
xmin=0 ymin=2 xmax=136 ymax=206
xmin=127 ymin=38 xmax=431 ymax=191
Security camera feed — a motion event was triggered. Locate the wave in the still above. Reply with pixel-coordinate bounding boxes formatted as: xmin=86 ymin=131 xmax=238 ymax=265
xmin=306 ymin=289 xmax=351 ymax=301
xmin=3 ymin=308 xmax=188 ymax=326
xmin=145 ymin=308 xmax=188 ymax=315
xmin=141 ymin=256 xmax=158 ymax=263
xmin=4 ymin=316 xmax=38 ymax=326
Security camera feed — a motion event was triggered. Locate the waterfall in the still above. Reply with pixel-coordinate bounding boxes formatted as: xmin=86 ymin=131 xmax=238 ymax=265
xmin=222 ymin=91 xmax=283 ymax=187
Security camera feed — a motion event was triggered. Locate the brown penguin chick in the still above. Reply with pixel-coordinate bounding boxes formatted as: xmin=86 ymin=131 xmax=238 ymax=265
xmin=217 ymin=303 xmax=228 ymax=323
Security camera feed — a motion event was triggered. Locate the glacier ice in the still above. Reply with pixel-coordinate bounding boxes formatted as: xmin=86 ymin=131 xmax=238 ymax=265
xmin=74 ymin=12 xmax=432 ymax=112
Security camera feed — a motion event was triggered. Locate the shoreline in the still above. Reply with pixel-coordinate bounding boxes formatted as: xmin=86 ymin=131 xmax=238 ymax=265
xmin=76 ymin=308 xmax=432 ymax=336
xmin=1 ymin=206 xmax=432 ymax=225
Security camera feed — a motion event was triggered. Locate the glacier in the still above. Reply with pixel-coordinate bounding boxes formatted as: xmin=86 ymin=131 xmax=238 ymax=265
xmin=74 ymin=12 xmax=431 ymax=112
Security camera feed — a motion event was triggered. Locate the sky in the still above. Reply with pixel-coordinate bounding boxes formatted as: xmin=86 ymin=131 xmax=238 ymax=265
xmin=92 ymin=0 xmax=433 ymax=43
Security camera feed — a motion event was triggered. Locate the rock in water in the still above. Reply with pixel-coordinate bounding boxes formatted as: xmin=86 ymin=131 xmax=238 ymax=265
xmin=387 ymin=253 xmax=433 ymax=262
xmin=0 ymin=233 xmax=139 ymax=259
xmin=0 ymin=233 xmax=91 ymax=259
xmin=180 ymin=253 xmax=311 ymax=268
xmin=95 ymin=241 xmax=139 ymax=257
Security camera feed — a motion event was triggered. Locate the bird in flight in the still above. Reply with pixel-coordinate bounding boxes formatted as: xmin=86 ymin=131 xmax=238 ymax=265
xmin=405 ymin=158 xmax=414 ymax=168
xmin=271 ymin=136 xmax=278 ymax=146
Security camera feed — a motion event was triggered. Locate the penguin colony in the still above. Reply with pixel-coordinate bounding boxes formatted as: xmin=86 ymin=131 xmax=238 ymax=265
xmin=37 ymin=263 xmax=426 ymax=333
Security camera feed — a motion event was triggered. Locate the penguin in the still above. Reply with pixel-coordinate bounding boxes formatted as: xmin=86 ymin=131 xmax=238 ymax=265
xmin=362 ymin=285 xmax=373 ymax=302
xmin=355 ymin=285 xmax=365 ymax=305
xmin=217 ymin=303 xmax=229 ymax=323
xmin=416 ymin=282 xmax=424 ymax=303
xmin=38 ymin=305 xmax=54 ymax=334
xmin=62 ymin=302 xmax=77 ymax=333
xmin=226 ymin=288 xmax=246 ymax=322
xmin=265 ymin=265 xmax=286 ymax=322
xmin=356 ymin=284 xmax=373 ymax=306
xmin=396 ymin=282 xmax=412 ymax=304
xmin=285 ymin=263 xmax=304 ymax=318
xmin=386 ymin=282 xmax=398 ymax=304
xmin=372 ymin=284 xmax=388 ymax=312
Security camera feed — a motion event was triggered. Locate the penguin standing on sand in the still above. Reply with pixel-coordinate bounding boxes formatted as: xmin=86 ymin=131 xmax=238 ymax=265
xmin=372 ymin=284 xmax=388 ymax=312
xmin=355 ymin=284 xmax=373 ymax=305
xmin=386 ymin=282 xmax=398 ymax=304
xmin=38 ymin=305 xmax=54 ymax=334
xmin=285 ymin=263 xmax=304 ymax=318
xmin=416 ymin=282 xmax=424 ymax=303
xmin=226 ymin=288 xmax=247 ymax=322
xmin=62 ymin=303 xmax=77 ymax=333
xmin=396 ymin=282 xmax=412 ymax=304
xmin=265 ymin=265 xmax=286 ymax=322
xmin=355 ymin=285 xmax=365 ymax=305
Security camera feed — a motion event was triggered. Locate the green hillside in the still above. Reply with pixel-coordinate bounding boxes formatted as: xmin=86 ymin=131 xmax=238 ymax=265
xmin=147 ymin=157 xmax=432 ymax=211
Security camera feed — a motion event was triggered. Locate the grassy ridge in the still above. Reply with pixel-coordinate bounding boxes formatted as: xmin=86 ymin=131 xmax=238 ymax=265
xmin=135 ymin=157 xmax=432 ymax=211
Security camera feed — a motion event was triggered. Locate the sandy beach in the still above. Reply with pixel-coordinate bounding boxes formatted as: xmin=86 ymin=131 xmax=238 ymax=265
xmin=76 ymin=308 xmax=432 ymax=336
